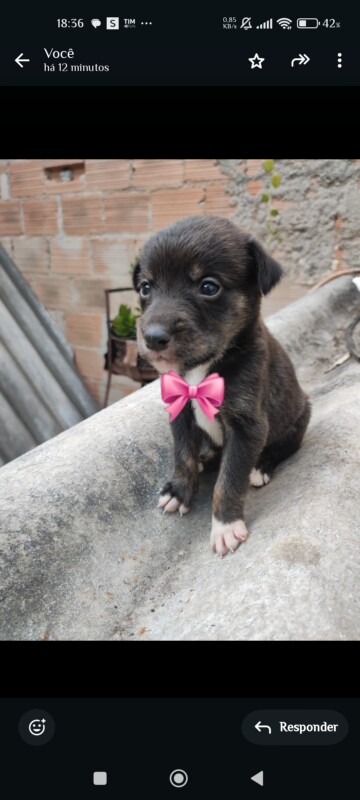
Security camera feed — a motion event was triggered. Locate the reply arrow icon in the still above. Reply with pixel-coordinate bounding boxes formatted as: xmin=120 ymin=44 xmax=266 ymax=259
xmin=15 ymin=53 xmax=30 ymax=68
xmin=255 ymin=721 xmax=272 ymax=734
xmin=291 ymin=53 xmax=310 ymax=67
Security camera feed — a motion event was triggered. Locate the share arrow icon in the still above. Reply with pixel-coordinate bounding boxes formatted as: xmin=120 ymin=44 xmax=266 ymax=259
xmin=291 ymin=53 xmax=310 ymax=67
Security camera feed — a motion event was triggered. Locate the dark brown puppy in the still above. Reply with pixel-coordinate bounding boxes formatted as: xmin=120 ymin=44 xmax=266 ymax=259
xmin=133 ymin=216 xmax=310 ymax=556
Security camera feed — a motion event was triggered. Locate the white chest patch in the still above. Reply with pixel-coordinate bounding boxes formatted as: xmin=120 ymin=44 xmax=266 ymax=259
xmin=184 ymin=365 xmax=224 ymax=447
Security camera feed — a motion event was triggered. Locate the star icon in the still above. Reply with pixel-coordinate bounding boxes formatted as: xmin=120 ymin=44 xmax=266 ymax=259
xmin=249 ymin=53 xmax=265 ymax=69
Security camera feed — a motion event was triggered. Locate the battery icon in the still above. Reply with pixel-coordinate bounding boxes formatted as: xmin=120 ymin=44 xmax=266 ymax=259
xmin=297 ymin=18 xmax=319 ymax=29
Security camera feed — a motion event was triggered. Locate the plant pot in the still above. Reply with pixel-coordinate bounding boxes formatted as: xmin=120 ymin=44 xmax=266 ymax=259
xmin=105 ymin=330 xmax=158 ymax=383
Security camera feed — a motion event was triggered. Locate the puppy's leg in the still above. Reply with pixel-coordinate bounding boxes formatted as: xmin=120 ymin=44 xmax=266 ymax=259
xmin=158 ymin=404 xmax=202 ymax=516
xmin=255 ymin=400 xmax=311 ymax=478
xmin=210 ymin=422 xmax=267 ymax=556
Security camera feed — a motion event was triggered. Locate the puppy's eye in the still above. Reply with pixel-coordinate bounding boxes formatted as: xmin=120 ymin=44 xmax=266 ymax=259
xmin=199 ymin=279 xmax=221 ymax=297
xmin=140 ymin=281 xmax=151 ymax=298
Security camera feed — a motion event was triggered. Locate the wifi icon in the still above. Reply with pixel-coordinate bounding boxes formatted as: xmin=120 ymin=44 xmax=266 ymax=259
xmin=277 ymin=17 xmax=292 ymax=29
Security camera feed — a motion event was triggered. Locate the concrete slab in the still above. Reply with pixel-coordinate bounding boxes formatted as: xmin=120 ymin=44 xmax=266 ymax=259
xmin=0 ymin=276 xmax=359 ymax=640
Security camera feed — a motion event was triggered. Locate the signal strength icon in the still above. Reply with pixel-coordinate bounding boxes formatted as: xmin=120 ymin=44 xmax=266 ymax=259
xmin=256 ymin=18 xmax=273 ymax=29
xmin=277 ymin=17 xmax=292 ymax=29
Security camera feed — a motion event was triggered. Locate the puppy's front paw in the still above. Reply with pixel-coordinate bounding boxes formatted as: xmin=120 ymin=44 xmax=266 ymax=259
xmin=210 ymin=516 xmax=248 ymax=556
xmin=249 ymin=467 xmax=270 ymax=487
xmin=158 ymin=481 xmax=191 ymax=517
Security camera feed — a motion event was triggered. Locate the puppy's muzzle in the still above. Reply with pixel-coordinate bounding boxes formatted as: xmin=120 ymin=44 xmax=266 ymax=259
xmin=143 ymin=324 xmax=171 ymax=352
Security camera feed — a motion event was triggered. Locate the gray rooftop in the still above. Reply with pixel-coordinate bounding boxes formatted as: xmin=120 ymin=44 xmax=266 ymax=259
xmin=0 ymin=276 xmax=359 ymax=640
xmin=0 ymin=243 xmax=98 ymax=466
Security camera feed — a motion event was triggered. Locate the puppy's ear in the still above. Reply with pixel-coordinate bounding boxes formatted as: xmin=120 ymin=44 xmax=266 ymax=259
xmin=131 ymin=260 xmax=141 ymax=292
xmin=247 ymin=237 xmax=284 ymax=295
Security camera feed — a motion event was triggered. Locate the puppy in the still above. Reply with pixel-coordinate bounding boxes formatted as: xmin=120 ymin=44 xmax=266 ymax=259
xmin=133 ymin=216 xmax=311 ymax=556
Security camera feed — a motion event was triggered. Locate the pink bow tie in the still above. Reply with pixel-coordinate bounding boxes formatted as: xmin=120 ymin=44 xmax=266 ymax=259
xmin=161 ymin=370 xmax=224 ymax=422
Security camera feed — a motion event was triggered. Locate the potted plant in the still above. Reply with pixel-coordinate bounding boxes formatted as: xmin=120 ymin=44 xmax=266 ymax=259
xmin=105 ymin=300 xmax=158 ymax=385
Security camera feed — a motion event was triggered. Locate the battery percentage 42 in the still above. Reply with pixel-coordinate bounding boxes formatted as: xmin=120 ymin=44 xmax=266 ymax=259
xmin=323 ymin=18 xmax=341 ymax=27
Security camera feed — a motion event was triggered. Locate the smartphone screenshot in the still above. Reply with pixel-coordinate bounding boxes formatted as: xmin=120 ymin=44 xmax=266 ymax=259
xmin=0 ymin=697 xmax=356 ymax=797
xmin=0 ymin=5 xmax=358 ymax=800
xmin=0 ymin=7 xmax=357 ymax=86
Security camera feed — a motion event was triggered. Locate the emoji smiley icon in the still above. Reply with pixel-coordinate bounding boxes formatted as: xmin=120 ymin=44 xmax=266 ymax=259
xmin=29 ymin=719 xmax=46 ymax=736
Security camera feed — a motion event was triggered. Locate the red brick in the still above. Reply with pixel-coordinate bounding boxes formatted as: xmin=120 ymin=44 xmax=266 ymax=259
xmin=62 ymin=196 xmax=104 ymax=234
xmin=30 ymin=276 xmax=71 ymax=309
xmin=74 ymin=347 xmax=104 ymax=379
xmin=270 ymin=199 xmax=293 ymax=212
xmin=205 ymin=185 xmax=233 ymax=216
xmin=42 ymin=161 xmax=86 ymax=194
xmin=247 ymin=180 xmax=263 ymax=197
xmin=86 ymin=160 xmax=131 ymax=191
xmin=12 ymin=237 xmax=49 ymax=273
xmin=91 ymin=237 xmax=141 ymax=277
xmin=0 ymin=237 xmax=13 ymax=256
xmin=246 ymin=159 xmax=264 ymax=178
xmin=184 ymin=160 xmax=223 ymax=182
xmin=103 ymin=194 xmax=149 ymax=232
xmin=335 ymin=215 xmax=344 ymax=230
xmin=9 ymin=159 xmax=87 ymax=197
xmin=8 ymin=160 xmax=46 ymax=197
xmin=0 ymin=201 xmax=22 ymax=234
xmin=72 ymin=278 xmax=119 ymax=310
xmin=48 ymin=309 xmax=65 ymax=334
xmin=51 ymin=237 xmax=91 ymax=274
xmin=23 ymin=198 xmax=58 ymax=234
xmin=151 ymin=188 xmax=205 ymax=229
xmin=83 ymin=377 xmax=103 ymax=405
xmin=333 ymin=247 xmax=344 ymax=267
xmin=108 ymin=376 xmax=140 ymax=404
xmin=132 ymin=160 xmax=183 ymax=188
xmin=43 ymin=159 xmax=85 ymax=168
xmin=65 ymin=313 xmax=103 ymax=347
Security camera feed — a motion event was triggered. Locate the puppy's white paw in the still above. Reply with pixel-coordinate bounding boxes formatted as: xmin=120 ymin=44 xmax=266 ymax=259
xmin=197 ymin=462 xmax=204 ymax=473
xmin=210 ymin=516 xmax=248 ymax=556
xmin=158 ymin=493 xmax=190 ymax=516
xmin=249 ymin=467 xmax=270 ymax=487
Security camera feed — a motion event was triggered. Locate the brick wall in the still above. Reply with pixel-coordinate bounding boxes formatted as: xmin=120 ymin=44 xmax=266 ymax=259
xmin=1 ymin=159 xmax=358 ymax=406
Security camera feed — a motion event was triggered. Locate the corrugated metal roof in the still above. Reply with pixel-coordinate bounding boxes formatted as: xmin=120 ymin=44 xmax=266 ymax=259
xmin=0 ymin=243 xmax=99 ymax=466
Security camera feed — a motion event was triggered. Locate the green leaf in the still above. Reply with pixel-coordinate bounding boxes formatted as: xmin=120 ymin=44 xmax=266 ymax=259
xmin=261 ymin=193 xmax=270 ymax=202
xmin=271 ymin=174 xmax=282 ymax=188
xmin=112 ymin=303 xmax=137 ymax=337
xmin=263 ymin=159 xmax=274 ymax=173
xmin=270 ymin=209 xmax=279 ymax=217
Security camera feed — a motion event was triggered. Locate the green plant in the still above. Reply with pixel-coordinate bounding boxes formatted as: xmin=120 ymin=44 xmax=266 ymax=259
xmin=112 ymin=304 xmax=137 ymax=338
xmin=260 ymin=160 xmax=283 ymax=247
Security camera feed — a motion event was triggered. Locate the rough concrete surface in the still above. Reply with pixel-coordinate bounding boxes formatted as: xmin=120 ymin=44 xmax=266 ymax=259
xmin=219 ymin=159 xmax=360 ymax=281
xmin=0 ymin=277 xmax=359 ymax=640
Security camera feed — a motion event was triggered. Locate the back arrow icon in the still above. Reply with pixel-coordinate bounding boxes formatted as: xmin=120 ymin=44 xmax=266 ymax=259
xmin=15 ymin=53 xmax=30 ymax=68
xmin=255 ymin=721 xmax=272 ymax=733
xmin=291 ymin=53 xmax=310 ymax=67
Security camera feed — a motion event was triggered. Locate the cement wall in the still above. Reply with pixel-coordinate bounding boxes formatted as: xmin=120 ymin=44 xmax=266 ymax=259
xmin=219 ymin=159 xmax=360 ymax=282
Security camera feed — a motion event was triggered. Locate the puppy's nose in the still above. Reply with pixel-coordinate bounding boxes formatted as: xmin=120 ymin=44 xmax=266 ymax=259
xmin=144 ymin=324 xmax=171 ymax=351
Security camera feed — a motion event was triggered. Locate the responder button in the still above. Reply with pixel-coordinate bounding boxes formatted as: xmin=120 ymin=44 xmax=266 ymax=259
xmin=242 ymin=710 xmax=348 ymax=745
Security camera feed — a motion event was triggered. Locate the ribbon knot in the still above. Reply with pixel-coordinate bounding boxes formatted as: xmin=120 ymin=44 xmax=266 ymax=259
xmin=160 ymin=370 xmax=224 ymax=422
